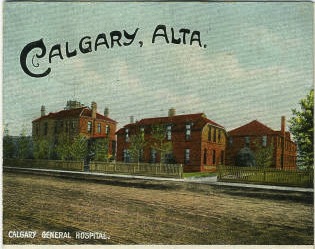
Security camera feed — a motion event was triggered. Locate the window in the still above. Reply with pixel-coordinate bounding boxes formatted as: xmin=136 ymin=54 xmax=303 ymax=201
xmin=166 ymin=125 xmax=172 ymax=140
xmin=245 ymin=136 xmax=250 ymax=147
xmin=262 ymin=136 xmax=267 ymax=147
xmin=139 ymin=149 xmax=144 ymax=162
xmin=185 ymin=124 xmax=191 ymax=140
xmin=87 ymin=121 xmax=92 ymax=133
xmin=150 ymin=149 xmax=156 ymax=163
xmin=185 ymin=149 xmax=190 ymax=164
xmin=71 ymin=121 xmax=76 ymax=131
xmin=125 ymin=128 xmax=129 ymax=142
xmin=111 ymin=140 xmax=116 ymax=155
xmin=212 ymin=150 xmax=216 ymax=165
xmin=105 ymin=125 xmax=110 ymax=135
xmin=140 ymin=127 xmax=145 ymax=138
xmin=218 ymin=131 xmax=221 ymax=142
xmin=229 ymin=137 xmax=233 ymax=146
xmin=213 ymin=129 xmax=217 ymax=142
xmin=165 ymin=153 xmax=174 ymax=164
xmin=208 ymin=126 xmax=211 ymax=141
xmin=123 ymin=149 xmax=130 ymax=163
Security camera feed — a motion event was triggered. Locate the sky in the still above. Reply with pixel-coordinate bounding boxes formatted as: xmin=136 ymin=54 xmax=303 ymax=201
xmin=3 ymin=2 xmax=313 ymax=136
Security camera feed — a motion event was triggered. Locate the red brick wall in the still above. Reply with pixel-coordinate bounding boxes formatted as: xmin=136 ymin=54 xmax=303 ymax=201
xmin=226 ymin=134 xmax=297 ymax=169
xmin=116 ymin=129 xmax=203 ymax=169
xmin=33 ymin=116 xmax=117 ymax=156
xmin=272 ymin=135 xmax=297 ymax=169
xmin=79 ymin=117 xmax=116 ymax=155
xmin=32 ymin=117 xmax=80 ymax=143
xmin=200 ymin=126 xmax=227 ymax=171
xmin=116 ymin=124 xmax=227 ymax=172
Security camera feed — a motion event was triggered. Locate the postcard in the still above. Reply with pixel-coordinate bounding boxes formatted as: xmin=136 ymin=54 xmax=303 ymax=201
xmin=2 ymin=1 xmax=314 ymax=248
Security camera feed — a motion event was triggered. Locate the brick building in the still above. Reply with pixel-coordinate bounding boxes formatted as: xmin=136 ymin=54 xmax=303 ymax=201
xmin=32 ymin=100 xmax=117 ymax=157
xmin=225 ymin=117 xmax=297 ymax=169
xmin=116 ymin=109 xmax=227 ymax=172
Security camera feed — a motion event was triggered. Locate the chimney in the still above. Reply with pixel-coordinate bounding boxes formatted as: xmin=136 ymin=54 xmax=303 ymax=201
xmin=91 ymin=101 xmax=97 ymax=119
xmin=41 ymin=105 xmax=46 ymax=117
xmin=281 ymin=116 xmax=286 ymax=135
xmin=168 ymin=108 xmax=176 ymax=117
xmin=104 ymin=107 xmax=109 ymax=117
xmin=130 ymin=115 xmax=134 ymax=124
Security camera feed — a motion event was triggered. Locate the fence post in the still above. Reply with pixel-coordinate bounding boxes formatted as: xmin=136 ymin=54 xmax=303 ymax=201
xmin=217 ymin=165 xmax=221 ymax=180
xmin=178 ymin=164 xmax=183 ymax=179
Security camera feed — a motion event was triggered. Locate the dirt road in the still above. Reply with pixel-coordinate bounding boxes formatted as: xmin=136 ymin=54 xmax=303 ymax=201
xmin=3 ymin=172 xmax=313 ymax=244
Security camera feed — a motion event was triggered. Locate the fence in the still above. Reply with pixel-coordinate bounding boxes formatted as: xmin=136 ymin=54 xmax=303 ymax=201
xmin=90 ymin=161 xmax=183 ymax=178
xmin=3 ymin=159 xmax=183 ymax=179
xmin=217 ymin=165 xmax=314 ymax=188
xmin=3 ymin=158 xmax=84 ymax=171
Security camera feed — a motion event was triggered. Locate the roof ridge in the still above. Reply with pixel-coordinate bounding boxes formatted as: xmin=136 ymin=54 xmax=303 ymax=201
xmin=139 ymin=112 xmax=204 ymax=121
xmin=32 ymin=106 xmax=117 ymax=123
xmin=229 ymin=119 xmax=275 ymax=135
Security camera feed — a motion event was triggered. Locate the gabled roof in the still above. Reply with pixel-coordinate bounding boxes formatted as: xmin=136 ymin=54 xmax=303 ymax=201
xmin=116 ymin=113 xmax=225 ymax=134
xmin=33 ymin=106 xmax=117 ymax=123
xmin=229 ymin=120 xmax=274 ymax=136
xmin=228 ymin=120 xmax=292 ymax=138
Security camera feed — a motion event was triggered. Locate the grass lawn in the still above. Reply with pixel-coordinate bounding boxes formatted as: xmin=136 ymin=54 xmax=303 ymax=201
xmin=245 ymin=172 xmax=312 ymax=186
xmin=183 ymin=172 xmax=217 ymax=178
